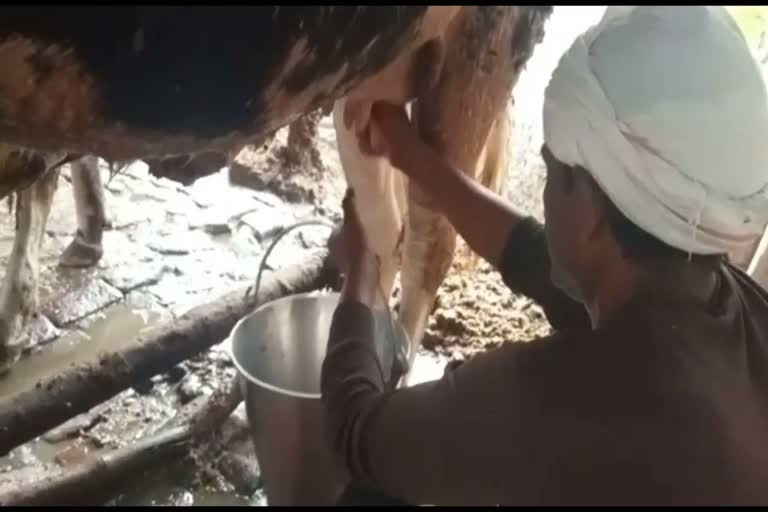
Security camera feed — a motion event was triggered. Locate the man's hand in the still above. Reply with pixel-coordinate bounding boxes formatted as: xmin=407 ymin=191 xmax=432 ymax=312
xmin=348 ymin=100 xmax=528 ymax=269
xmin=331 ymin=189 xmax=381 ymax=307
xmin=329 ymin=189 xmax=372 ymax=272
xmin=347 ymin=102 xmax=428 ymax=176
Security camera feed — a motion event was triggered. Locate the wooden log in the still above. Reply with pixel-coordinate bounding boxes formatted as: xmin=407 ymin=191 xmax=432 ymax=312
xmin=0 ymin=426 xmax=189 ymax=506
xmin=0 ymin=376 xmax=246 ymax=506
xmin=0 ymin=248 xmax=334 ymax=457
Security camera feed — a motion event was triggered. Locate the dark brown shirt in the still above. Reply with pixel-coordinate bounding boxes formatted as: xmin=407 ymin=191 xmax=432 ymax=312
xmin=321 ymin=217 xmax=768 ymax=505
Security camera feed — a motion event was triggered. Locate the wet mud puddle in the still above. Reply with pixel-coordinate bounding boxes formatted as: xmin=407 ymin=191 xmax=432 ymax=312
xmin=0 ymin=298 xmax=254 ymax=505
xmin=0 ymin=303 xmax=162 ymax=401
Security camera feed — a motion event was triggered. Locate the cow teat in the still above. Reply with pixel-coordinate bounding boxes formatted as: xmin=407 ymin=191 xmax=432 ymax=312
xmin=343 ymin=99 xmax=372 ymax=135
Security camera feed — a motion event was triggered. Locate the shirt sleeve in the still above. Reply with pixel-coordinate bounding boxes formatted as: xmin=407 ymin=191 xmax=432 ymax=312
xmin=321 ymin=301 xmax=549 ymax=505
xmin=497 ymin=217 xmax=591 ymax=330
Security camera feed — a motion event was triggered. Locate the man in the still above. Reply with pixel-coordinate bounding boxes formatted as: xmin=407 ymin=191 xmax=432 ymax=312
xmin=321 ymin=6 xmax=768 ymax=505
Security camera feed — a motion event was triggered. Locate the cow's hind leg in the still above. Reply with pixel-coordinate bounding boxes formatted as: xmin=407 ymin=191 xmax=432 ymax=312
xmin=276 ymin=110 xmax=325 ymax=172
xmin=333 ymin=98 xmax=407 ymax=308
xmin=398 ymin=112 xmax=510 ymax=361
xmin=0 ymin=163 xmax=60 ymax=372
xmin=59 ymin=155 xmax=106 ymax=268
xmin=398 ymin=6 xmax=532 ymax=367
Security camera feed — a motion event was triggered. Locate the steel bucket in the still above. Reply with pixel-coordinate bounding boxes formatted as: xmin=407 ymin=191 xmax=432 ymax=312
xmin=229 ymin=220 xmax=410 ymax=505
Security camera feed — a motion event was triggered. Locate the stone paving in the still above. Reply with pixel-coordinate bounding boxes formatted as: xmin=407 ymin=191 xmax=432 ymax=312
xmin=0 ymin=158 xmax=329 ymax=379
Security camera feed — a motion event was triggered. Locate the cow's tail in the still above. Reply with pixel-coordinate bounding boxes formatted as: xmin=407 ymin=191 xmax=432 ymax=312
xmin=107 ymin=159 xmax=134 ymax=184
xmin=459 ymin=109 xmax=511 ymax=270
xmin=479 ymin=109 xmax=510 ymax=200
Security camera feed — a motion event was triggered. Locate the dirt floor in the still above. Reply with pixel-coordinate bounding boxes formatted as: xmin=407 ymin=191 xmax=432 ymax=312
xmin=0 ymin=7 xmax=608 ymax=506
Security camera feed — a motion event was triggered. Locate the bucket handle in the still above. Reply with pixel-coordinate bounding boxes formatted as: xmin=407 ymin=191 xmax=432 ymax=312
xmin=245 ymin=217 xmax=410 ymax=389
xmin=245 ymin=218 xmax=337 ymax=306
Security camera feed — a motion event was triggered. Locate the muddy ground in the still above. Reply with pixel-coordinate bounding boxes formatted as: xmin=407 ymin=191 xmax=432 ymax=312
xmin=0 ymin=8 xmax=606 ymax=506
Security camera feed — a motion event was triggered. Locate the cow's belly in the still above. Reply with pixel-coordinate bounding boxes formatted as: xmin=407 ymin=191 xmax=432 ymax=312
xmin=0 ymin=6 xmax=448 ymax=159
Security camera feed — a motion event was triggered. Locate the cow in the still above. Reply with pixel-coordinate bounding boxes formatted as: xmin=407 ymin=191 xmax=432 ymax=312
xmin=0 ymin=6 xmax=552 ymax=374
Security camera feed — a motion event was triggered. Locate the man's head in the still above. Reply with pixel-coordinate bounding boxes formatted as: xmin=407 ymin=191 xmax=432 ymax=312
xmin=540 ymin=144 xmax=722 ymax=303
xmin=541 ymin=6 xmax=768 ymax=302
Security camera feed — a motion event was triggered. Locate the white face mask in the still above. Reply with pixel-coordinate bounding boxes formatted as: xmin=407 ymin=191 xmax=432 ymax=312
xmin=545 ymin=229 xmax=586 ymax=304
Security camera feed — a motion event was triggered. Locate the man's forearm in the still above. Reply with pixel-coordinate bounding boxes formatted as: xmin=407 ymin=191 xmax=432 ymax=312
xmin=401 ymin=143 xmax=527 ymax=267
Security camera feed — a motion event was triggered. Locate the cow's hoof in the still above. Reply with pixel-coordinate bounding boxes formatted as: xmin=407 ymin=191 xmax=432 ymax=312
xmin=0 ymin=351 xmax=20 ymax=377
xmin=59 ymin=238 xmax=104 ymax=268
xmin=0 ymin=321 xmax=21 ymax=377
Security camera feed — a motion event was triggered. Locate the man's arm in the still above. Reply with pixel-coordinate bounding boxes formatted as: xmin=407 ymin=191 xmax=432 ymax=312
xmin=321 ymin=301 xmax=547 ymax=505
xmin=397 ymin=141 xmax=589 ymax=330
xmin=394 ymin=140 xmax=525 ymax=269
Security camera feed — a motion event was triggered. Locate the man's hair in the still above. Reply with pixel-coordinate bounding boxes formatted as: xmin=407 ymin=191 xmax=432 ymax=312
xmin=603 ymin=197 xmax=696 ymax=261
xmin=564 ymin=165 xmax=724 ymax=264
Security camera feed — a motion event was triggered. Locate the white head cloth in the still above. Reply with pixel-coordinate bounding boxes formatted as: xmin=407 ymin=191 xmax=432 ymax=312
xmin=543 ymin=6 xmax=768 ymax=255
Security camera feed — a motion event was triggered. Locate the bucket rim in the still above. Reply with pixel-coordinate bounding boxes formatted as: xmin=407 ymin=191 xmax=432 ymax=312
xmin=228 ymin=290 xmax=340 ymax=400
xmin=228 ymin=290 xmax=411 ymax=400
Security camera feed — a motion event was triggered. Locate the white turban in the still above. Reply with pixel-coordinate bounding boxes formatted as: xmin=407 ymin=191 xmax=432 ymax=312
xmin=543 ymin=6 xmax=768 ymax=255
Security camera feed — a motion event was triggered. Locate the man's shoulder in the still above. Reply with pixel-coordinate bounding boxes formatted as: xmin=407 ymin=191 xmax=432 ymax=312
xmin=445 ymin=326 xmax=655 ymax=419
xmin=459 ymin=325 xmax=656 ymax=392
xmin=499 ymin=326 xmax=625 ymax=357
xmin=726 ymin=262 xmax=768 ymax=309
xmin=453 ymin=327 xmax=632 ymax=380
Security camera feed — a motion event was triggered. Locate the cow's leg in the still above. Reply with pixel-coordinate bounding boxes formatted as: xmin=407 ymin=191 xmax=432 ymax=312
xmin=397 ymin=114 xmax=509 ymax=363
xmin=333 ymin=98 xmax=406 ymax=307
xmin=448 ymin=109 xmax=512 ymax=272
xmin=277 ymin=110 xmax=325 ymax=171
xmin=60 ymin=155 xmax=106 ymax=268
xmin=398 ymin=7 xmax=531 ymax=366
xmin=0 ymin=164 xmax=60 ymax=372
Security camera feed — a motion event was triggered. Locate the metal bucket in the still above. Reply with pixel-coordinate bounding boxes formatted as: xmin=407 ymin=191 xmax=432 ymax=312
xmin=229 ymin=220 xmax=410 ymax=505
